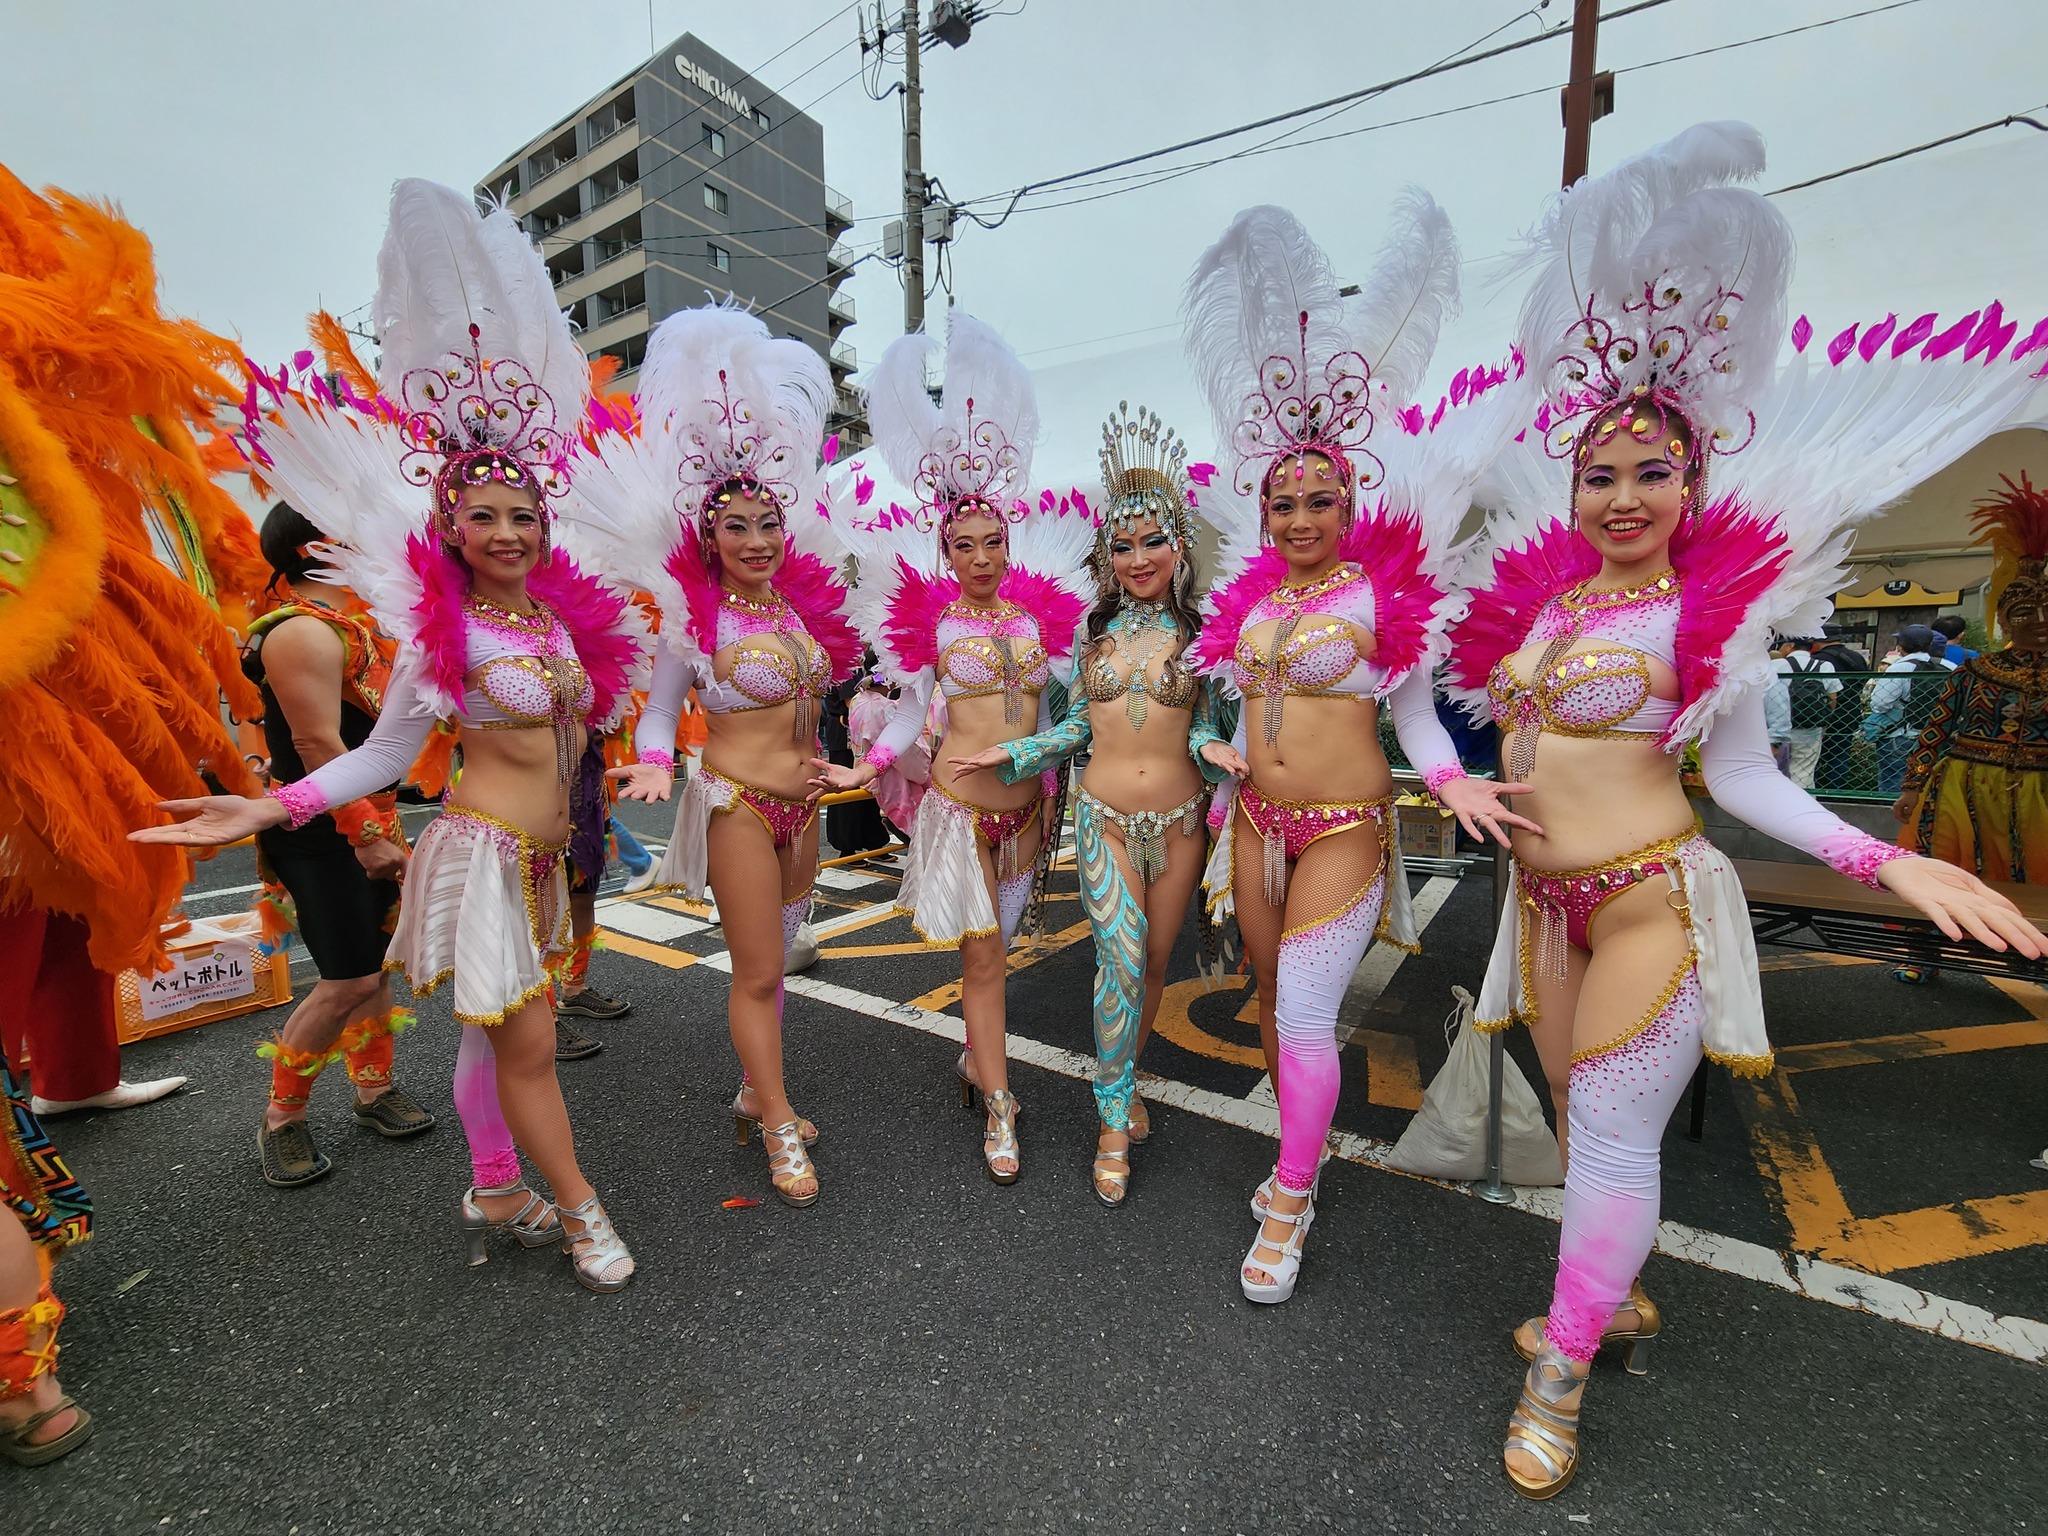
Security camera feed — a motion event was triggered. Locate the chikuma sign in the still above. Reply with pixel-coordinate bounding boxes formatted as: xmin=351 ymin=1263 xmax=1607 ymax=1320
xmin=675 ymin=55 xmax=751 ymax=118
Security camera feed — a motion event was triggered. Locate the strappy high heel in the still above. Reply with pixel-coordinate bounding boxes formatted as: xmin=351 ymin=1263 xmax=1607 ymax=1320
xmin=1250 ymin=1135 xmax=1336 ymax=1218
xmin=1504 ymin=1346 xmax=1586 ymax=1499
xmin=1240 ymin=1189 xmax=1315 ymax=1304
xmin=1514 ymin=1278 xmax=1661 ymax=1374
xmin=1091 ymin=1131 xmax=1131 ymax=1207
xmin=982 ymin=1089 xmax=1021 ymax=1183
xmin=1125 ymin=1096 xmax=1151 ymax=1144
xmin=731 ymin=1086 xmax=819 ymax=1147
xmin=762 ymin=1120 xmax=821 ymax=1207
xmin=558 ymin=1196 xmax=635 ymax=1292
xmin=458 ymin=1181 xmax=562 ymax=1267
xmin=956 ymin=1049 xmax=979 ymax=1108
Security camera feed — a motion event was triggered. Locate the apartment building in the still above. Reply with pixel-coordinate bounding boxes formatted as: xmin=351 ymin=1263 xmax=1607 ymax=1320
xmin=478 ymin=32 xmax=863 ymax=444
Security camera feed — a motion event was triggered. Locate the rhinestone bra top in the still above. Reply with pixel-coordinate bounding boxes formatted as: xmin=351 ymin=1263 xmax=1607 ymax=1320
xmin=1229 ymin=564 xmax=1381 ymax=703
xmin=697 ymin=590 xmax=831 ymax=715
xmin=937 ymin=601 xmax=1051 ymax=723
xmin=1081 ymin=602 xmax=1197 ymax=727
xmin=1488 ymin=575 xmax=1682 ymax=771
xmin=459 ymin=599 xmax=594 ymax=782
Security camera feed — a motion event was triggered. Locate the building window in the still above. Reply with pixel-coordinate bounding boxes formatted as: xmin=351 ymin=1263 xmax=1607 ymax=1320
xmin=703 ymin=184 xmax=728 ymax=215
xmin=702 ymin=125 xmax=725 ymax=156
xmin=708 ymin=243 xmax=730 ymax=273
xmin=752 ymin=108 xmax=770 ymax=129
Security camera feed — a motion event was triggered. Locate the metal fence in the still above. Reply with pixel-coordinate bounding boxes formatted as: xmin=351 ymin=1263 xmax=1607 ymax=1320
xmin=1382 ymin=667 xmax=1958 ymax=804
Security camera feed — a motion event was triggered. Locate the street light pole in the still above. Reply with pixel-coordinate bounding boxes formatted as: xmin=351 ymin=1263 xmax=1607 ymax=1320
xmin=902 ymin=3 xmax=926 ymax=335
xmin=1560 ymin=0 xmax=1601 ymax=187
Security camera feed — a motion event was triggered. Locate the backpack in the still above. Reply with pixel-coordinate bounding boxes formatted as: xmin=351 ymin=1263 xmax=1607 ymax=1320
xmin=1900 ymin=658 xmax=1950 ymax=735
xmin=1784 ymin=654 xmax=1831 ymax=729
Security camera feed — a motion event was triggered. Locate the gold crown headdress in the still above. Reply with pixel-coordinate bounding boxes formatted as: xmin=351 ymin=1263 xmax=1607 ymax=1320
xmin=1096 ymin=402 xmax=1196 ymax=552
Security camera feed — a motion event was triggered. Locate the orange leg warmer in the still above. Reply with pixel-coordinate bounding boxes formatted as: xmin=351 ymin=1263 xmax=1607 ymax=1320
xmin=257 ymin=1035 xmax=332 ymax=1113
xmin=0 ymin=1287 xmax=65 ymax=1401
xmin=335 ymin=1008 xmax=413 ymax=1090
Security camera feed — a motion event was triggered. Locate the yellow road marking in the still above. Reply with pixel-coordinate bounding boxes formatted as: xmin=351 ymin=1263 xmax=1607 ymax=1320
xmin=597 ymin=932 xmax=698 ymax=969
xmin=1153 ymin=976 xmax=1419 ymax=1107
xmin=906 ymin=919 xmax=1093 ymax=1012
xmin=820 ymin=940 xmax=946 ymax=960
xmin=1844 ymin=1191 xmax=2048 ymax=1273
xmin=1355 ymin=1029 xmax=1424 ymax=1110
xmin=649 ymin=896 xmax=715 ymax=919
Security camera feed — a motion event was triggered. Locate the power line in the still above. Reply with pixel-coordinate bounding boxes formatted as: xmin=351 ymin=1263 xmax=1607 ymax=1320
xmin=1767 ymin=112 xmax=2048 ymax=195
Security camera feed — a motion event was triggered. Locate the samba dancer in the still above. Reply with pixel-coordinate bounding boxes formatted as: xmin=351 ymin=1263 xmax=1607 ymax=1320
xmin=816 ymin=313 xmax=1093 ymax=1183
xmin=583 ymin=304 xmax=861 ymax=1206
xmin=1444 ymin=123 xmax=2045 ymax=1496
xmin=133 ymin=181 xmax=648 ymax=1292
xmin=948 ymin=404 xmax=1231 ymax=1204
xmin=1184 ymin=197 xmax=1539 ymax=1304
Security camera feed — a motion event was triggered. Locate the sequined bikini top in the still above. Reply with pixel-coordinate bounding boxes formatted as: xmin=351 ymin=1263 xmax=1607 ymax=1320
xmin=1489 ymin=572 xmax=1682 ymax=779
xmin=1228 ymin=564 xmax=1383 ymax=744
xmin=693 ymin=587 xmax=831 ymax=742
xmin=459 ymin=598 xmax=595 ymax=783
xmin=1081 ymin=601 xmax=1197 ymax=727
xmin=937 ymin=599 xmax=1050 ymax=725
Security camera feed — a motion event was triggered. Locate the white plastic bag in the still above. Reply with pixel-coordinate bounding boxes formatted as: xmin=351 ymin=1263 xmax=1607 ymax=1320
xmin=1385 ymin=987 xmax=1564 ymax=1187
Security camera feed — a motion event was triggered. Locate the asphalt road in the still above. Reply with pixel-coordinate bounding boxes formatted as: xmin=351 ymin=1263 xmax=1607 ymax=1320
xmin=12 ymin=802 xmax=2047 ymax=1534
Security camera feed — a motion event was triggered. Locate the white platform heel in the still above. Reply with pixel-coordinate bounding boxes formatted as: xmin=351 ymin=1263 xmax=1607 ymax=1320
xmin=1240 ymin=1191 xmax=1316 ymax=1304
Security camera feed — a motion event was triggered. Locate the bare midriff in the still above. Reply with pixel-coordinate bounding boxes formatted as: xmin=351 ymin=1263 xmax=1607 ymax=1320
xmin=935 ymin=692 xmax=1044 ymax=811
xmin=1500 ymin=637 xmax=1693 ymax=872
xmin=1237 ymin=615 xmax=1391 ymax=804
xmin=702 ymin=641 xmax=824 ymax=801
xmin=447 ymin=712 xmax=585 ymax=844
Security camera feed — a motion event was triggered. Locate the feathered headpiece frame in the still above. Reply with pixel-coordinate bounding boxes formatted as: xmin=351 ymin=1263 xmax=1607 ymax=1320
xmin=1516 ymin=123 xmax=1792 ymax=522
xmin=1236 ymin=313 xmax=1377 ymax=506
xmin=864 ymin=313 xmax=1040 ymax=548
xmin=397 ymin=321 xmax=571 ymax=555
xmin=1971 ymin=471 xmax=2048 ymax=626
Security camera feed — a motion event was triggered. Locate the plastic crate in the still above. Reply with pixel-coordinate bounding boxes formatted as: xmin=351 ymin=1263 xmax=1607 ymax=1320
xmin=116 ymin=910 xmax=292 ymax=1044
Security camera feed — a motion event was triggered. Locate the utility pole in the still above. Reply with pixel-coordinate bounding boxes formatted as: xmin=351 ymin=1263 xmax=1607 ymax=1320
xmin=901 ymin=3 xmax=926 ymax=335
xmin=1559 ymin=0 xmax=1600 ymax=187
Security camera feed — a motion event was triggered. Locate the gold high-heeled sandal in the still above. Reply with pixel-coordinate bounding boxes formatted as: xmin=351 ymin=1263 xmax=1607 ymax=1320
xmin=982 ymin=1089 xmax=1021 ymax=1184
xmin=762 ymin=1120 xmax=821 ymax=1207
xmin=731 ymin=1086 xmax=819 ymax=1147
xmin=1504 ymin=1346 xmax=1586 ymax=1499
xmin=1513 ymin=1278 xmax=1660 ymax=1374
xmin=1126 ymin=1096 xmax=1151 ymax=1144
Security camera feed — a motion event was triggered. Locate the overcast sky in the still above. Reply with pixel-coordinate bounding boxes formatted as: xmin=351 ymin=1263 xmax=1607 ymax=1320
xmin=8 ymin=0 xmax=2045 ymax=488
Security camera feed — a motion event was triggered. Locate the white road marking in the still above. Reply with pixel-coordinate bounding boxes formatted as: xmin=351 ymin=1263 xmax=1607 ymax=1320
xmin=813 ymin=867 xmax=878 ymax=892
xmin=596 ymin=903 xmax=707 ymax=942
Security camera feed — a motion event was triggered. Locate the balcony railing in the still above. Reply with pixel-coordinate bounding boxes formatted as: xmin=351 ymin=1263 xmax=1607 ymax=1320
xmin=829 ymin=340 xmax=857 ymax=372
xmin=828 ymin=291 xmax=856 ymax=325
xmin=592 ymin=239 xmax=642 ymax=270
xmin=824 ymin=186 xmax=854 ymax=224
xmin=825 ymin=240 xmax=854 ymax=271
xmin=586 ymin=178 xmax=638 ymax=214
xmin=586 ymin=114 xmax=634 ymax=151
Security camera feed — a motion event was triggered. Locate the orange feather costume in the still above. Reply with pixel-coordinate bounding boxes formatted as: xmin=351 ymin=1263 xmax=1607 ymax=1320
xmin=0 ymin=164 xmax=263 ymax=976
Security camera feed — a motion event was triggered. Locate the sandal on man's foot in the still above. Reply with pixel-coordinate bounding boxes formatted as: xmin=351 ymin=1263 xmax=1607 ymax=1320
xmin=554 ymin=1018 xmax=603 ymax=1061
xmin=257 ymin=1118 xmax=332 ymax=1189
xmin=558 ymin=985 xmax=630 ymax=1020
xmin=352 ymin=1085 xmax=436 ymax=1139
xmin=0 ymin=1397 xmax=93 ymax=1467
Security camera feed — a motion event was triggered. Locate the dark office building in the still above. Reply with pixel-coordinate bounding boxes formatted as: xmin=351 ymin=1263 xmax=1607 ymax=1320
xmin=478 ymin=32 xmax=863 ymax=443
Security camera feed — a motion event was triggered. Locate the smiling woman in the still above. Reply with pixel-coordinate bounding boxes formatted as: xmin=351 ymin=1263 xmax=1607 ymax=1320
xmin=128 ymin=180 xmax=649 ymax=1294
xmin=1443 ymin=119 xmax=2048 ymax=1501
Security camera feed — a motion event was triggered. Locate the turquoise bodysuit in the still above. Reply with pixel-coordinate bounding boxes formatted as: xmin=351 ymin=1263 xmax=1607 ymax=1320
xmin=997 ymin=604 xmax=1230 ymax=1128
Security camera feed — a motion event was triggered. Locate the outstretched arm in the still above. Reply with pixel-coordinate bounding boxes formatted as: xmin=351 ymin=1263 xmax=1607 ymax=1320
xmin=1701 ymin=691 xmax=2043 ymax=956
xmin=613 ymin=644 xmax=700 ymax=803
xmin=1385 ymin=668 xmax=1539 ymax=847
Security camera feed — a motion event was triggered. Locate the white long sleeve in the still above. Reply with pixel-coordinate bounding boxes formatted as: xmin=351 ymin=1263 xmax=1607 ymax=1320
xmin=274 ymin=652 xmax=438 ymax=824
xmin=863 ymin=669 xmax=934 ymax=771
xmin=1385 ymin=668 xmax=1466 ymax=792
xmin=634 ymin=645 xmax=705 ymax=767
xmin=1698 ymin=691 xmax=1909 ymax=888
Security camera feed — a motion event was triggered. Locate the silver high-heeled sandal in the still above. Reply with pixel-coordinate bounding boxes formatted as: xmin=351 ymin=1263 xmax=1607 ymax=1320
xmin=458 ymin=1181 xmax=561 ymax=1267
xmin=558 ymin=1196 xmax=635 ymax=1292
xmin=956 ymin=1049 xmax=979 ymax=1108
xmin=731 ymin=1085 xmax=820 ymax=1147
xmin=982 ymin=1089 xmax=1022 ymax=1184
xmin=762 ymin=1121 xmax=821 ymax=1208
xmin=1504 ymin=1345 xmax=1586 ymax=1499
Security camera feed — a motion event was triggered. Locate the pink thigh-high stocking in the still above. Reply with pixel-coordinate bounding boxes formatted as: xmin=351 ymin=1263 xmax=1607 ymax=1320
xmin=453 ymin=1024 xmax=520 ymax=1189
xmin=1271 ymin=874 xmax=1386 ymax=1192
xmin=1544 ymin=960 xmax=1706 ymax=1361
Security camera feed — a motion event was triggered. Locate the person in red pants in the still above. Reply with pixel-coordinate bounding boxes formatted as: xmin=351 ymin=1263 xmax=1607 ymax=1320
xmin=0 ymin=909 xmax=185 ymax=1117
